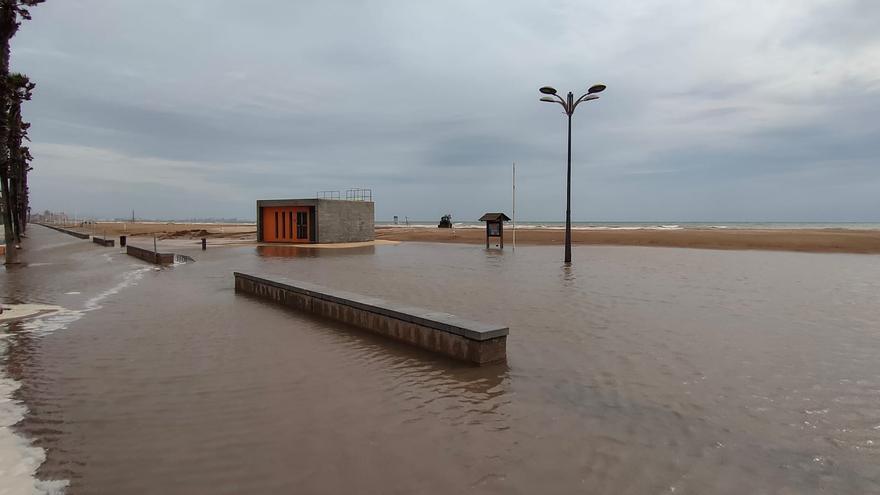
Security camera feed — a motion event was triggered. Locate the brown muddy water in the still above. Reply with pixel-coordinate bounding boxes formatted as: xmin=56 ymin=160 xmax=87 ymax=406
xmin=2 ymin=225 xmax=880 ymax=494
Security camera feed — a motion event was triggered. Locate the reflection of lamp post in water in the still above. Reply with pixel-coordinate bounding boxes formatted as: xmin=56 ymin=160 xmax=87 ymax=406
xmin=538 ymin=83 xmax=606 ymax=264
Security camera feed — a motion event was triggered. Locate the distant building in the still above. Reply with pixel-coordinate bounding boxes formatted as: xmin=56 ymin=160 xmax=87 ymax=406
xmin=256 ymin=198 xmax=374 ymax=244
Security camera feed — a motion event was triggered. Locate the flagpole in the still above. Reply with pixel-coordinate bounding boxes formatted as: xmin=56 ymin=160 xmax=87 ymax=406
xmin=512 ymin=162 xmax=516 ymax=251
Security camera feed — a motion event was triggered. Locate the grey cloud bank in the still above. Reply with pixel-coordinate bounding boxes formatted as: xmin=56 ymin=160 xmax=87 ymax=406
xmin=13 ymin=0 xmax=880 ymax=221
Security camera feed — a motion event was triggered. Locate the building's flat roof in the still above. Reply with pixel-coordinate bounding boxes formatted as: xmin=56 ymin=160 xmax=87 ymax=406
xmin=257 ymin=198 xmax=373 ymax=206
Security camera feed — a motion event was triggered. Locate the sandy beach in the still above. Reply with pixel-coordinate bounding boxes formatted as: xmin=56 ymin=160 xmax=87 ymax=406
xmin=376 ymin=226 xmax=880 ymax=254
xmin=38 ymin=222 xmax=880 ymax=254
xmin=62 ymin=222 xmax=257 ymax=239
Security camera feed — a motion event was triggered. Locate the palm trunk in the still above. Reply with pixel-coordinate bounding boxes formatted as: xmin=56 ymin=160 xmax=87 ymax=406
xmin=9 ymin=168 xmax=19 ymax=241
xmin=16 ymin=162 xmax=26 ymax=235
xmin=21 ymin=161 xmax=27 ymax=231
xmin=1 ymin=174 xmax=16 ymax=263
xmin=7 ymin=100 xmax=21 ymax=243
xmin=1 ymin=1 xmax=17 ymax=263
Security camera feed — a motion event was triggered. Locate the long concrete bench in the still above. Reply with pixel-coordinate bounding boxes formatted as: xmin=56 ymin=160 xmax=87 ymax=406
xmin=234 ymin=272 xmax=508 ymax=365
xmin=92 ymin=237 xmax=115 ymax=247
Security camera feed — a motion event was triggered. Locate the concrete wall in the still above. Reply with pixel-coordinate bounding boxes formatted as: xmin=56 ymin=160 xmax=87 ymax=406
xmin=38 ymin=224 xmax=90 ymax=239
xmin=92 ymin=237 xmax=115 ymax=247
xmin=234 ymin=272 xmax=507 ymax=365
xmin=315 ymin=199 xmax=374 ymax=243
xmin=126 ymin=245 xmax=174 ymax=265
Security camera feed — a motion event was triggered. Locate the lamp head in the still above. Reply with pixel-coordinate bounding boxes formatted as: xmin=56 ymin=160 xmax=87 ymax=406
xmin=539 ymin=86 xmax=557 ymax=95
xmin=588 ymin=83 xmax=606 ymax=94
xmin=539 ymin=96 xmax=556 ymax=102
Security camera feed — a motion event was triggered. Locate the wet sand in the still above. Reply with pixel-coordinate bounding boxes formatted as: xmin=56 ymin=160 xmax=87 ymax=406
xmin=2 ymin=225 xmax=880 ymax=493
xmin=377 ymin=226 xmax=880 ymax=254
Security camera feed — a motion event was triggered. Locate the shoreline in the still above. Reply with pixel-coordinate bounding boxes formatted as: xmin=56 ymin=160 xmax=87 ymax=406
xmin=33 ymin=222 xmax=880 ymax=254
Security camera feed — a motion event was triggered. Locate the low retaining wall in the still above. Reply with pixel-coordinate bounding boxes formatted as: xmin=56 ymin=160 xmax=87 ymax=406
xmin=126 ymin=245 xmax=175 ymax=265
xmin=234 ymin=272 xmax=508 ymax=365
xmin=92 ymin=237 xmax=115 ymax=247
xmin=38 ymin=224 xmax=90 ymax=239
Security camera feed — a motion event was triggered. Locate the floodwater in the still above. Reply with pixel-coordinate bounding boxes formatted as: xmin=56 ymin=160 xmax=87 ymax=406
xmin=2 ymin=226 xmax=880 ymax=494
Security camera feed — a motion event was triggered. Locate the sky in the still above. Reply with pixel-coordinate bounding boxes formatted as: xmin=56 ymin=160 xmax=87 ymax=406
xmin=12 ymin=0 xmax=880 ymax=222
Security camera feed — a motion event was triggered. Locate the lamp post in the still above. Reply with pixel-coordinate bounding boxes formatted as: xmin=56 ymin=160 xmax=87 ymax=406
xmin=539 ymin=83 xmax=606 ymax=264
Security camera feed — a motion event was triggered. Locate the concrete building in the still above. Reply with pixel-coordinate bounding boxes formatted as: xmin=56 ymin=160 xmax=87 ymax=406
xmin=256 ymin=198 xmax=374 ymax=244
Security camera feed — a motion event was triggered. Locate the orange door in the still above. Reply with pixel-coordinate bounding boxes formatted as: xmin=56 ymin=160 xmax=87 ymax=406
xmin=262 ymin=207 xmax=311 ymax=243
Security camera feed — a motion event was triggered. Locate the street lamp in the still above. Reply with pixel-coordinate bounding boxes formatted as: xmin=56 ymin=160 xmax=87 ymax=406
xmin=539 ymin=83 xmax=605 ymax=264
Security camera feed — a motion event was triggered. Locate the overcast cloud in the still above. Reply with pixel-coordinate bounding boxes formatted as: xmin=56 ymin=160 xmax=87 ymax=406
xmin=12 ymin=0 xmax=880 ymax=221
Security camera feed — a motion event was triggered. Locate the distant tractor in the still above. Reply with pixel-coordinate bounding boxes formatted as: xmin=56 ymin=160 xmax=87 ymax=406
xmin=438 ymin=214 xmax=453 ymax=228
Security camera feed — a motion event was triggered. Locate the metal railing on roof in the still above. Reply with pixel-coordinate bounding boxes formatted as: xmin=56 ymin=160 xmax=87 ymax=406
xmin=316 ymin=189 xmax=373 ymax=201
xmin=316 ymin=190 xmax=340 ymax=200
xmin=345 ymin=188 xmax=372 ymax=202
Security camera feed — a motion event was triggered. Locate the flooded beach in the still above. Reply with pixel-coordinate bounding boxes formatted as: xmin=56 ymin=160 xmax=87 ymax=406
xmin=3 ymin=225 xmax=880 ymax=493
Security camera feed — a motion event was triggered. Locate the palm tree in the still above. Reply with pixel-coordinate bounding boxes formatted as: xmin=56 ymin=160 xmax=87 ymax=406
xmin=0 ymin=0 xmax=43 ymax=263
xmin=6 ymin=73 xmax=34 ymax=242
